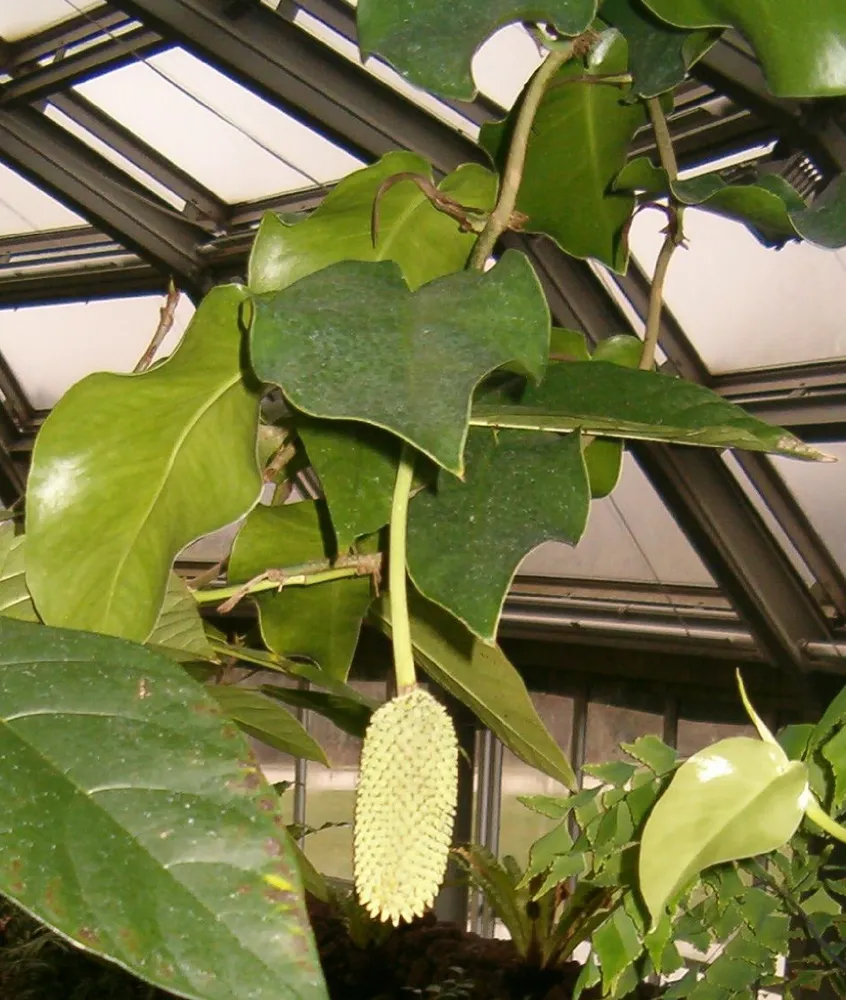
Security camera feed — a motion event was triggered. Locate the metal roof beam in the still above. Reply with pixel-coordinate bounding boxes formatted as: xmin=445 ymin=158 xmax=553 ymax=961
xmin=111 ymin=0 xmax=482 ymax=173
xmin=0 ymin=107 xmax=209 ymax=292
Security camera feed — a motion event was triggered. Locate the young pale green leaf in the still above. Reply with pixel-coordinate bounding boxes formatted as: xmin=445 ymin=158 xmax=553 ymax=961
xmin=480 ymin=31 xmax=647 ymax=272
xmin=0 ymin=523 xmax=37 ymax=622
xmin=372 ymin=594 xmax=577 ymax=789
xmin=0 ymin=618 xmax=326 ymax=1000
xmin=260 ymin=683 xmax=375 ymax=740
xmin=228 ymin=502 xmax=372 ymax=681
xmin=27 ymin=285 xmax=262 ymax=643
xmin=639 ymin=737 xmax=809 ymax=924
xmin=601 ymin=0 xmax=718 ymax=97
xmin=472 ymin=361 xmax=828 ymax=461
xmin=407 ymin=429 xmax=589 ymax=643
xmin=640 ymin=0 xmax=846 ymax=98
xmin=592 ymin=905 xmax=643 ymax=993
xmin=251 ymin=251 xmax=549 ymax=476
xmin=249 ymin=152 xmax=497 ymax=294
xmin=357 ymin=0 xmax=596 ymax=100
xmin=147 ymin=573 xmax=213 ymax=660
xmin=208 ymin=685 xmax=330 ymax=766
xmin=583 ymin=760 xmax=639 ymax=786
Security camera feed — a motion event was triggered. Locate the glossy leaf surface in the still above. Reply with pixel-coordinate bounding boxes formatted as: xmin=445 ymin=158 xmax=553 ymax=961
xmin=373 ymin=595 xmax=576 ymax=789
xmin=260 ymin=683 xmax=375 ymax=740
xmin=407 ymin=429 xmax=589 ymax=642
xmin=27 ymin=286 xmax=262 ymax=642
xmin=208 ymin=686 xmax=329 ymax=766
xmin=641 ymin=0 xmax=846 ymax=98
xmin=0 ymin=523 xmax=37 ymax=622
xmin=473 ymin=361 xmax=827 ymax=460
xmin=357 ymin=0 xmax=597 ymax=99
xmin=249 ymin=153 xmax=496 ymax=295
xmin=0 ymin=618 xmax=325 ymax=1000
xmin=481 ymin=31 xmax=647 ymax=271
xmin=228 ymin=502 xmax=372 ymax=681
xmin=147 ymin=573 xmax=213 ymax=660
xmin=251 ymin=251 xmax=549 ymax=475
xmin=639 ymin=737 xmax=809 ymax=923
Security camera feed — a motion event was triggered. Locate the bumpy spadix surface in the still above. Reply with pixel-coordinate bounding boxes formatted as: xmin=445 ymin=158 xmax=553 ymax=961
xmin=354 ymin=686 xmax=458 ymax=924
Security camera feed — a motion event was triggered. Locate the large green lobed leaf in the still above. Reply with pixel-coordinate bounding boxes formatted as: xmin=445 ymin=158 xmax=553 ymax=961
xmin=0 ymin=618 xmax=326 ymax=1000
xmin=250 ymin=251 xmax=550 ymax=476
xmin=407 ymin=428 xmax=590 ymax=642
xmin=641 ymin=0 xmax=846 ymax=98
xmin=357 ymin=0 xmax=597 ymax=100
xmin=481 ymin=30 xmax=647 ymax=271
xmin=27 ymin=285 xmax=262 ymax=643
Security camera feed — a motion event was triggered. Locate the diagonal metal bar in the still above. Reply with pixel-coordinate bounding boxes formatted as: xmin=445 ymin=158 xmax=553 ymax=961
xmin=0 ymin=107 xmax=209 ymax=293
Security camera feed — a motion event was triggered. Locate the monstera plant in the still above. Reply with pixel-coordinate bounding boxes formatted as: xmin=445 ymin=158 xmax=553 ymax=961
xmin=2 ymin=1 xmax=846 ymax=999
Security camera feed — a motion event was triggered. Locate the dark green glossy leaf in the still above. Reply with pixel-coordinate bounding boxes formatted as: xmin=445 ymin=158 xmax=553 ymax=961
xmin=260 ymin=683 xmax=374 ymax=740
xmin=480 ymin=31 xmax=647 ymax=271
xmin=27 ymin=286 xmax=262 ymax=643
xmin=208 ymin=686 xmax=329 ymax=766
xmin=0 ymin=617 xmax=325 ymax=1000
xmin=601 ymin=0 xmax=718 ymax=96
xmin=357 ymin=0 xmax=597 ymax=100
xmin=372 ymin=594 xmax=577 ymax=789
xmin=147 ymin=574 xmax=213 ymax=660
xmin=790 ymin=174 xmax=846 ymax=250
xmin=407 ymin=429 xmax=589 ymax=642
xmin=249 ymin=152 xmax=497 ymax=294
xmin=228 ymin=502 xmax=372 ymax=681
xmin=641 ymin=0 xmax=846 ymax=98
xmin=0 ymin=523 xmax=37 ymax=622
xmin=251 ymin=251 xmax=549 ymax=475
xmin=639 ymin=737 xmax=809 ymax=923
xmin=472 ymin=361 xmax=828 ymax=460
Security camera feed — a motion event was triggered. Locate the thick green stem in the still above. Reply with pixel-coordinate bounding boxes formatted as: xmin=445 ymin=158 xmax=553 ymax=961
xmin=468 ymin=44 xmax=574 ymax=271
xmin=390 ymin=444 xmax=417 ymax=692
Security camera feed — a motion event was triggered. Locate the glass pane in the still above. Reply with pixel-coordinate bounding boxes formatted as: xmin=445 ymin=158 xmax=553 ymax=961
xmin=630 ymin=205 xmax=846 ymax=373
xmin=0 ymin=1 xmax=105 ymax=41
xmin=471 ymin=24 xmax=543 ymax=110
xmin=75 ymin=49 xmax=363 ymax=202
xmin=0 ymin=162 xmax=84 ymax=236
xmin=0 ymin=292 xmax=194 ymax=409
xmin=676 ymin=718 xmax=754 ymax=758
xmin=519 ymin=453 xmax=715 ymax=587
xmin=585 ymin=700 xmax=663 ymax=764
xmin=499 ymin=692 xmax=573 ymax=865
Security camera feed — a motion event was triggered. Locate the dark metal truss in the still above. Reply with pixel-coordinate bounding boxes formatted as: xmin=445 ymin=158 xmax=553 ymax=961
xmin=0 ymin=0 xmax=843 ymax=675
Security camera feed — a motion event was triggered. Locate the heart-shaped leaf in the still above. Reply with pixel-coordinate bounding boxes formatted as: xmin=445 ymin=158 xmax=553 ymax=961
xmin=250 ymin=251 xmax=550 ymax=475
xmin=407 ymin=428 xmax=590 ymax=642
xmin=357 ymin=0 xmax=597 ymax=100
xmin=260 ymin=683 xmax=375 ymax=740
xmin=640 ymin=0 xmax=846 ymax=98
xmin=0 ymin=523 xmax=37 ymax=622
xmin=480 ymin=30 xmax=647 ymax=271
xmin=471 ymin=361 xmax=829 ymax=460
xmin=208 ymin=685 xmax=330 ymax=766
xmin=27 ymin=285 xmax=262 ymax=643
xmin=0 ymin=617 xmax=325 ymax=1000
xmin=228 ymin=502 xmax=373 ymax=681
xmin=147 ymin=573 xmax=213 ymax=660
xmin=249 ymin=152 xmax=497 ymax=295
xmin=601 ymin=0 xmax=718 ymax=96
xmin=372 ymin=594 xmax=577 ymax=790
xmin=639 ymin=736 xmax=809 ymax=924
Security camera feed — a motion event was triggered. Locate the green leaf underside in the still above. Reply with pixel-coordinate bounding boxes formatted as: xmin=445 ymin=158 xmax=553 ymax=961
xmin=0 ymin=618 xmax=325 ymax=1000
xmin=147 ymin=574 xmax=214 ymax=660
xmin=208 ymin=686 xmax=329 ymax=766
xmin=473 ymin=361 xmax=826 ymax=460
xmin=373 ymin=594 xmax=577 ymax=790
xmin=26 ymin=285 xmax=262 ymax=643
xmin=639 ymin=737 xmax=808 ymax=923
xmin=641 ymin=0 xmax=846 ymax=98
xmin=356 ymin=0 xmax=597 ymax=100
xmin=260 ymin=683 xmax=374 ymax=740
xmin=0 ymin=523 xmax=37 ymax=622
xmin=480 ymin=31 xmax=648 ymax=272
xmin=407 ymin=429 xmax=589 ymax=642
xmin=601 ymin=0 xmax=718 ymax=97
xmin=228 ymin=501 xmax=372 ymax=681
xmin=250 ymin=251 xmax=550 ymax=475
xmin=249 ymin=152 xmax=497 ymax=295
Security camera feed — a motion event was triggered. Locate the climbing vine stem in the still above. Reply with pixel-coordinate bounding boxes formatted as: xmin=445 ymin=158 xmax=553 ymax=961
xmin=390 ymin=443 xmax=417 ymax=692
